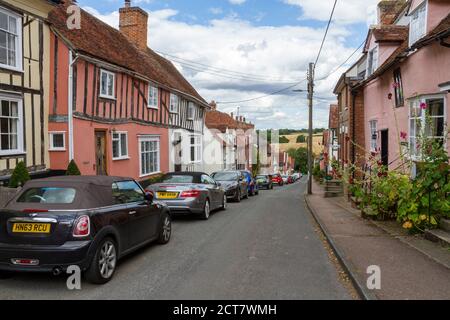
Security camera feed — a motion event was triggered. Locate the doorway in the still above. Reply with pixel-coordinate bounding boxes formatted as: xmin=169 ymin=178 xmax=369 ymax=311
xmin=380 ymin=129 xmax=389 ymax=167
xmin=95 ymin=130 xmax=107 ymax=175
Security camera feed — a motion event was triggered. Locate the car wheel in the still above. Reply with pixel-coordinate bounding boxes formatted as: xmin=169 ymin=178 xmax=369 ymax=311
xmin=255 ymin=188 xmax=259 ymax=195
xmin=270 ymin=184 xmax=274 ymax=190
xmin=221 ymin=194 xmax=227 ymax=210
xmin=157 ymin=212 xmax=172 ymax=244
xmin=234 ymin=190 xmax=241 ymax=202
xmin=201 ymin=199 xmax=211 ymax=220
xmin=244 ymin=189 xmax=249 ymax=199
xmin=85 ymin=237 xmax=117 ymax=285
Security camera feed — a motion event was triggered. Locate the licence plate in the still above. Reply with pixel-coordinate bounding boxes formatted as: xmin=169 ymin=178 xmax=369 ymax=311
xmin=12 ymin=223 xmax=51 ymax=234
xmin=157 ymin=192 xmax=179 ymax=199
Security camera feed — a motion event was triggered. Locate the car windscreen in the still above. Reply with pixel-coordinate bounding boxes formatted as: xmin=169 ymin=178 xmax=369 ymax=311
xmin=161 ymin=175 xmax=195 ymax=183
xmin=211 ymin=172 xmax=238 ymax=181
xmin=17 ymin=187 xmax=77 ymax=204
xmin=256 ymin=176 xmax=267 ymax=180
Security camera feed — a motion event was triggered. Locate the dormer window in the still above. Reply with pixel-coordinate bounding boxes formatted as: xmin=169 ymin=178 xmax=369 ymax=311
xmin=366 ymin=46 xmax=378 ymax=78
xmin=409 ymin=1 xmax=427 ymax=46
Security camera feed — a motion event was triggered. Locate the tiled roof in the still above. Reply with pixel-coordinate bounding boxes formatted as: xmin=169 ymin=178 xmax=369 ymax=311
xmin=372 ymin=25 xmax=409 ymax=43
xmin=48 ymin=1 xmax=207 ymax=106
xmin=205 ymin=110 xmax=238 ymax=132
xmin=329 ymin=104 xmax=338 ymax=129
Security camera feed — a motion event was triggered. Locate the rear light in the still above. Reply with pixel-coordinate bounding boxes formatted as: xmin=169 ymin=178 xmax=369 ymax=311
xmin=73 ymin=215 xmax=90 ymax=237
xmin=11 ymin=258 xmax=39 ymax=266
xmin=180 ymin=190 xmax=201 ymax=198
xmin=22 ymin=209 xmax=49 ymax=213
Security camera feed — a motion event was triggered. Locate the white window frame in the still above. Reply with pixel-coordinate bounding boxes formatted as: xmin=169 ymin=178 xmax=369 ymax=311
xmin=190 ymin=134 xmax=202 ymax=163
xmin=0 ymin=95 xmax=23 ymax=156
xmin=99 ymin=69 xmax=115 ymax=100
xmin=169 ymin=94 xmax=179 ymax=114
xmin=49 ymin=131 xmax=66 ymax=151
xmin=409 ymin=1 xmax=427 ymax=47
xmin=366 ymin=46 xmax=378 ymax=78
xmin=187 ymin=102 xmax=195 ymax=120
xmin=139 ymin=135 xmax=160 ymax=177
xmin=112 ymin=131 xmax=128 ymax=160
xmin=0 ymin=7 xmax=22 ymax=72
xmin=408 ymin=94 xmax=446 ymax=160
xmin=148 ymin=85 xmax=158 ymax=109
xmin=369 ymin=120 xmax=378 ymax=152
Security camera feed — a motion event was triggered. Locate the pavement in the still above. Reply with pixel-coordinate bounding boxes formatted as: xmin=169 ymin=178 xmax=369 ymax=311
xmin=0 ymin=178 xmax=353 ymax=300
xmin=305 ymin=180 xmax=450 ymax=300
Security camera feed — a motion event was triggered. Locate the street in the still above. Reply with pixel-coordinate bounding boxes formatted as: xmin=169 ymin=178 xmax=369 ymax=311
xmin=0 ymin=179 xmax=352 ymax=300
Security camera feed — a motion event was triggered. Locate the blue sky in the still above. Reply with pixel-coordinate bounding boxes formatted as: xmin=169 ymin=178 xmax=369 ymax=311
xmin=77 ymin=0 xmax=379 ymax=129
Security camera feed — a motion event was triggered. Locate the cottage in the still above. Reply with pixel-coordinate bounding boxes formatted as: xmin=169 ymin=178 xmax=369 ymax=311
xmin=0 ymin=0 xmax=61 ymax=183
xmin=47 ymin=0 xmax=209 ymax=181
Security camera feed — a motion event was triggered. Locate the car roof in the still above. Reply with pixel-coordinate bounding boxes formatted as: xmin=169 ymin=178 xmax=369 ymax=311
xmin=24 ymin=175 xmax=134 ymax=187
xmin=164 ymin=172 xmax=208 ymax=177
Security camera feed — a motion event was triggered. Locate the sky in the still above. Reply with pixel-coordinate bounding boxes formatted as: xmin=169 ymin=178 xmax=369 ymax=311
xmin=76 ymin=0 xmax=380 ymax=129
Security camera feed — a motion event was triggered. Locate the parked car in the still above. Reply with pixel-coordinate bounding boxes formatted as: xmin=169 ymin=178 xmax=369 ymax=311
xmin=148 ymin=172 xmax=226 ymax=220
xmin=0 ymin=176 xmax=171 ymax=284
xmin=240 ymin=170 xmax=259 ymax=196
xmin=272 ymin=173 xmax=284 ymax=186
xmin=211 ymin=171 xmax=248 ymax=202
xmin=292 ymin=173 xmax=301 ymax=181
xmin=281 ymin=175 xmax=290 ymax=184
xmin=255 ymin=174 xmax=273 ymax=190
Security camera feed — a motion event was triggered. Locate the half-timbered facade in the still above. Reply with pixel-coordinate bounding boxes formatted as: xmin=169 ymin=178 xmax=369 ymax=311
xmin=48 ymin=1 xmax=208 ymax=181
xmin=0 ymin=0 xmax=59 ymax=183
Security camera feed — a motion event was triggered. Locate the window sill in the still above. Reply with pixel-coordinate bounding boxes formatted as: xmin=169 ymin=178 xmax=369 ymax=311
xmin=113 ymin=156 xmax=130 ymax=161
xmin=49 ymin=148 xmax=66 ymax=152
xmin=0 ymin=151 xmax=26 ymax=157
xmin=148 ymin=106 xmax=159 ymax=110
xmin=99 ymin=95 xmax=117 ymax=101
xmin=0 ymin=64 xmax=24 ymax=73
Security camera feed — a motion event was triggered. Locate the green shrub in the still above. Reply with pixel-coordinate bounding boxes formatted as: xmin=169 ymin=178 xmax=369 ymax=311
xmin=66 ymin=160 xmax=81 ymax=176
xmin=296 ymin=135 xmax=306 ymax=143
xmin=8 ymin=161 xmax=30 ymax=188
xmin=279 ymin=136 xmax=290 ymax=143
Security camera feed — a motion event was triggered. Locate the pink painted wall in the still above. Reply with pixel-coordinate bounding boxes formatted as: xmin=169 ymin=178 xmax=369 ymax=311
xmin=73 ymin=119 xmax=169 ymax=180
xmin=410 ymin=0 xmax=450 ymax=32
xmin=363 ymin=41 xmax=450 ymax=169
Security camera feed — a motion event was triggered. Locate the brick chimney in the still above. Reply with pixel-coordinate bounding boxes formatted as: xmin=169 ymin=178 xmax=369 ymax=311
xmin=209 ymin=101 xmax=217 ymax=110
xmin=377 ymin=0 xmax=405 ymax=25
xmin=119 ymin=0 xmax=149 ymax=50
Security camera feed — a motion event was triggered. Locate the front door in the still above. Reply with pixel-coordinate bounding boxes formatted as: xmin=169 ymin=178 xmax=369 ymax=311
xmin=381 ymin=130 xmax=389 ymax=167
xmin=95 ymin=131 xmax=107 ymax=175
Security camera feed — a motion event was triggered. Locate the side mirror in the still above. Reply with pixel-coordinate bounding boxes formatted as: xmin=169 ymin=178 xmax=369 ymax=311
xmin=144 ymin=190 xmax=154 ymax=203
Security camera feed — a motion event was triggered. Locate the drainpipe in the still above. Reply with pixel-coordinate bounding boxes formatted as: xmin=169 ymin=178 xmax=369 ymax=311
xmin=68 ymin=51 xmax=79 ymax=161
xmin=351 ymin=89 xmax=357 ymax=179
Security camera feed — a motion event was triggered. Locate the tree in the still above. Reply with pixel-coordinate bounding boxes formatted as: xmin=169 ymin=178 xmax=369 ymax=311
xmin=296 ymin=135 xmax=306 ymax=143
xmin=279 ymin=136 xmax=290 ymax=143
xmin=8 ymin=161 xmax=30 ymax=188
xmin=66 ymin=159 xmax=81 ymax=176
xmin=288 ymin=147 xmax=308 ymax=173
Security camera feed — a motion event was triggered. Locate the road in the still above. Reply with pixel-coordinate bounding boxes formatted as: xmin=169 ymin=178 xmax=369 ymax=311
xmin=0 ymin=178 xmax=353 ymax=300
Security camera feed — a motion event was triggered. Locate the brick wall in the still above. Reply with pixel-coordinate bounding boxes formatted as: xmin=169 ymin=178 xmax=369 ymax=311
xmin=350 ymin=89 xmax=366 ymax=178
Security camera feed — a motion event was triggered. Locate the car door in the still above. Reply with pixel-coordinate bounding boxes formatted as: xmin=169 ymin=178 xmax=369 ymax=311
xmin=202 ymin=174 xmax=220 ymax=209
xmin=114 ymin=180 xmax=159 ymax=248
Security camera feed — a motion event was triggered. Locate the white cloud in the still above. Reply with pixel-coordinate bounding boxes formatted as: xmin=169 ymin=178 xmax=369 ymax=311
xmin=283 ymin=0 xmax=378 ymax=26
xmin=228 ymin=0 xmax=247 ymax=5
xmin=84 ymin=6 xmax=364 ymax=129
xmin=209 ymin=7 xmax=223 ymax=15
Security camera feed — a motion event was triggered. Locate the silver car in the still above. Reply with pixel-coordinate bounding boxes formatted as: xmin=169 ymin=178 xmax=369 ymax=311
xmin=147 ymin=172 xmax=226 ymax=220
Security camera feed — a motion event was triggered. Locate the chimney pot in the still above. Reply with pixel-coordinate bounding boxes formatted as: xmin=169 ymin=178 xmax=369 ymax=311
xmin=125 ymin=0 xmax=131 ymax=8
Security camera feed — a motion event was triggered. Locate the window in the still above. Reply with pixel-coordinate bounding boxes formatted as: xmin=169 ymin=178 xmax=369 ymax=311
xmin=169 ymin=94 xmax=179 ymax=113
xmin=0 ymin=8 xmax=21 ymax=70
xmin=49 ymin=132 xmax=66 ymax=151
xmin=100 ymin=70 xmax=115 ymax=99
xmin=187 ymin=102 xmax=195 ymax=120
xmin=139 ymin=136 xmax=160 ymax=176
xmin=190 ymin=135 xmax=202 ymax=163
xmin=112 ymin=132 xmax=128 ymax=160
xmin=369 ymin=120 xmax=378 ymax=152
xmin=366 ymin=46 xmax=378 ymax=78
xmin=0 ymin=97 xmax=23 ymax=156
xmin=148 ymin=85 xmax=158 ymax=109
xmin=409 ymin=96 xmax=445 ymax=158
xmin=393 ymin=68 xmax=404 ymax=107
xmin=17 ymin=187 xmax=76 ymax=204
xmin=112 ymin=181 xmax=144 ymax=204
xmin=409 ymin=2 xmax=427 ymax=46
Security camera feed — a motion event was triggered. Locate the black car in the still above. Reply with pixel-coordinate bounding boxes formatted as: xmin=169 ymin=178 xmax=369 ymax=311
xmin=255 ymin=174 xmax=274 ymax=190
xmin=0 ymin=176 xmax=171 ymax=284
xmin=211 ymin=171 xmax=248 ymax=202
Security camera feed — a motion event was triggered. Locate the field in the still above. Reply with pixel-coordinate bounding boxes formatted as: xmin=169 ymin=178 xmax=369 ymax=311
xmin=278 ymin=133 xmax=323 ymax=155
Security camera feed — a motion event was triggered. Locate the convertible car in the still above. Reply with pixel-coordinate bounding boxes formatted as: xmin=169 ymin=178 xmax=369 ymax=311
xmin=0 ymin=176 xmax=171 ymax=284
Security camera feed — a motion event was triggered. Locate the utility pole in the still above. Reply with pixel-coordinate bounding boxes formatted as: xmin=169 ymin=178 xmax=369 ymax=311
xmin=307 ymin=62 xmax=314 ymax=195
